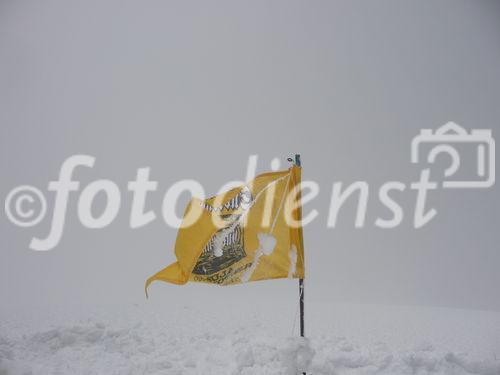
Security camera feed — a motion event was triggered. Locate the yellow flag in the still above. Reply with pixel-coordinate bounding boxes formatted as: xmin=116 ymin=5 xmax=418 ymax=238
xmin=145 ymin=165 xmax=304 ymax=294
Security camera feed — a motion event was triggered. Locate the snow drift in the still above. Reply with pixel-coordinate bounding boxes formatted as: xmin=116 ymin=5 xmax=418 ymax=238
xmin=1 ymin=301 xmax=499 ymax=375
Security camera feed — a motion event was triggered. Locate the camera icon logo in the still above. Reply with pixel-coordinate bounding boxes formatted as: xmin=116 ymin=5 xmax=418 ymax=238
xmin=411 ymin=122 xmax=495 ymax=188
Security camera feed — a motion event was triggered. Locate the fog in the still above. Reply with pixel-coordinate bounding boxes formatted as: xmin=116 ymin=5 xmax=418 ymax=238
xmin=1 ymin=0 xmax=499 ymax=316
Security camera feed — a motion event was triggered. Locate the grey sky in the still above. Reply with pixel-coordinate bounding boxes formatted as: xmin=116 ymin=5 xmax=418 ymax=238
xmin=1 ymin=0 xmax=499 ymax=314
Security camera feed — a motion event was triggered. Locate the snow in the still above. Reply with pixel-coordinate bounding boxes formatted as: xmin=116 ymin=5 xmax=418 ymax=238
xmin=288 ymin=246 xmax=298 ymax=279
xmin=212 ymin=225 xmax=236 ymax=258
xmin=1 ymin=297 xmax=499 ymax=375
xmin=241 ymin=233 xmax=277 ymax=282
xmin=258 ymin=233 xmax=277 ymax=256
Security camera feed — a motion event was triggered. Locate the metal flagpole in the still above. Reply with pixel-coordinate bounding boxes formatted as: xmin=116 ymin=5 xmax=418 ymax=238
xmin=294 ymin=154 xmax=306 ymax=375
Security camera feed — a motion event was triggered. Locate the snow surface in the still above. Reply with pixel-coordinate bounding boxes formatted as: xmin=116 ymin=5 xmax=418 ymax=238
xmin=1 ymin=297 xmax=499 ymax=375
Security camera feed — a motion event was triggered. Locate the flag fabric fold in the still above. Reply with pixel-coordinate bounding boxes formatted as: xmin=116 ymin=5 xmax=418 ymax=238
xmin=146 ymin=165 xmax=304 ymax=295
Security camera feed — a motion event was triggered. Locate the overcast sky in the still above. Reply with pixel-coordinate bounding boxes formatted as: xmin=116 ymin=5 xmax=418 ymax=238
xmin=1 ymin=0 xmax=499 ymax=316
